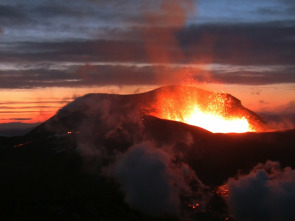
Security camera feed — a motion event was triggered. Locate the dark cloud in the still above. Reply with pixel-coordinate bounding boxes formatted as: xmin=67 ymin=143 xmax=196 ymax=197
xmin=0 ymin=5 xmax=26 ymax=19
xmin=286 ymin=6 xmax=295 ymax=13
xmin=8 ymin=118 xmax=32 ymax=121
xmin=0 ymin=69 xmax=79 ymax=89
xmin=256 ymin=0 xmax=295 ymax=16
xmin=1 ymin=63 xmax=295 ymax=89
xmin=0 ymin=1 xmax=294 ymax=88
xmin=30 ymin=5 xmax=90 ymax=18
xmin=0 ymin=4 xmax=28 ymax=25
xmin=257 ymin=7 xmax=283 ymax=15
xmin=225 ymin=161 xmax=295 ymax=221
xmin=0 ymin=40 xmax=148 ymax=62
xmin=279 ymin=0 xmax=295 ymax=6
xmin=0 ymin=105 xmax=58 ymax=110
xmin=259 ymin=100 xmax=268 ymax=104
xmin=0 ymin=0 xmax=194 ymax=39
xmin=177 ymin=21 xmax=295 ymax=65
xmin=1 ymin=20 xmax=295 ymax=66
xmin=210 ymin=70 xmax=295 ymax=85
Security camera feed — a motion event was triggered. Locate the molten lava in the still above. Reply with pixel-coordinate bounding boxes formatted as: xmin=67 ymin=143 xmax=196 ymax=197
xmin=149 ymin=86 xmax=258 ymax=133
xmin=173 ymin=106 xmax=251 ymax=133
xmin=188 ymin=203 xmax=200 ymax=210
xmin=216 ymin=184 xmax=230 ymax=198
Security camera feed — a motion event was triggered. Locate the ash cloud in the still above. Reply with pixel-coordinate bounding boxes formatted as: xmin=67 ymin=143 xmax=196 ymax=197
xmin=225 ymin=160 xmax=295 ymax=221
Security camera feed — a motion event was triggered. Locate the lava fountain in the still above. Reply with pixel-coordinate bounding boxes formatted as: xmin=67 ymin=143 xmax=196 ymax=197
xmin=181 ymin=106 xmax=251 ymax=133
xmin=148 ymin=86 xmax=266 ymax=133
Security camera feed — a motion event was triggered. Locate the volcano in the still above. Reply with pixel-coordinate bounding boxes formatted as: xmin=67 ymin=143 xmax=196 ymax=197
xmin=29 ymin=85 xmax=267 ymax=136
xmin=0 ymin=86 xmax=294 ymax=220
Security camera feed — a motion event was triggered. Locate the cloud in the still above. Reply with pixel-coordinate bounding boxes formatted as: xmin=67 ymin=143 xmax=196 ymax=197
xmin=278 ymin=0 xmax=295 ymax=7
xmin=225 ymin=161 xmax=295 ymax=221
xmin=1 ymin=1 xmax=294 ymax=88
xmin=257 ymin=7 xmax=283 ymax=15
xmin=112 ymin=142 xmax=205 ymax=217
xmin=1 ymin=62 xmax=295 ymax=89
xmin=2 ymin=20 xmax=295 ymax=65
xmin=31 ymin=5 xmax=91 ymax=18
xmin=7 ymin=118 xmax=32 ymax=121
xmin=210 ymin=70 xmax=295 ymax=85
xmin=177 ymin=21 xmax=295 ymax=65
xmin=280 ymin=101 xmax=295 ymax=114
xmin=0 ymin=0 xmax=194 ymax=42
xmin=0 ymin=4 xmax=26 ymax=21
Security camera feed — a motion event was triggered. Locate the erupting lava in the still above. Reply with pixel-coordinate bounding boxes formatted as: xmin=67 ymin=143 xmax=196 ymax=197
xmin=149 ymin=86 xmax=261 ymax=133
xmin=179 ymin=106 xmax=251 ymax=133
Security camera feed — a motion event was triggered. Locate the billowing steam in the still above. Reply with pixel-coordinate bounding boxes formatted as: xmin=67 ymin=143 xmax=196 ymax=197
xmin=225 ymin=160 xmax=295 ymax=221
xmin=114 ymin=142 xmax=186 ymax=216
xmin=105 ymin=142 xmax=208 ymax=217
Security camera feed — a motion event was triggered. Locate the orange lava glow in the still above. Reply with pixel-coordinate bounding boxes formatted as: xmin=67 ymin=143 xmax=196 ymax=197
xmin=188 ymin=203 xmax=200 ymax=209
xmin=149 ymin=87 xmax=257 ymax=133
xmin=173 ymin=106 xmax=251 ymax=133
xmin=216 ymin=184 xmax=230 ymax=198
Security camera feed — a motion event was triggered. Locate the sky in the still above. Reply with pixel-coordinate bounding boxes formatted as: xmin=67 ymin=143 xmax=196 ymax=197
xmin=0 ymin=0 xmax=295 ymax=124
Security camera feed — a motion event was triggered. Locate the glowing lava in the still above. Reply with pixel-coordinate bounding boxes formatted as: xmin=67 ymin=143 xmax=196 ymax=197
xmin=179 ymin=106 xmax=251 ymax=133
xmin=149 ymin=86 xmax=258 ymax=133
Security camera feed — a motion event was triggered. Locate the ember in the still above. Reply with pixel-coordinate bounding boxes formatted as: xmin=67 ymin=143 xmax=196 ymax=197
xmin=67 ymin=131 xmax=80 ymax=135
xmin=13 ymin=141 xmax=31 ymax=148
xmin=188 ymin=203 xmax=200 ymax=209
xmin=216 ymin=184 xmax=230 ymax=198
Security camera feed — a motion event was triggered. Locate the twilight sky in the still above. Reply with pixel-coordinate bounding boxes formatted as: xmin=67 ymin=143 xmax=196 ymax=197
xmin=0 ymin=0 xmax=295 ymax=124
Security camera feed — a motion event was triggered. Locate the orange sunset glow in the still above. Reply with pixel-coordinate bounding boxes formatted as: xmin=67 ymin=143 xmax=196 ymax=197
xmin=1 ymin=83 xmax=294 ymax=128
xmin=0 ymin=85 xmax=157 ymax=124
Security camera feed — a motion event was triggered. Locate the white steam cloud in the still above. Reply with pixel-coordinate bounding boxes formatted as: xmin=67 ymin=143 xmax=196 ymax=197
xmin=112 ymin=142 xmax=206 ymax=217
xmin=226 ymin=160 xmax=295 ymax=221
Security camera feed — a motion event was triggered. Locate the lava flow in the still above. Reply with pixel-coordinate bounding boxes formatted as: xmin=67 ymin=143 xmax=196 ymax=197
xmin=149 ymin=86 xmax=260 ymax=133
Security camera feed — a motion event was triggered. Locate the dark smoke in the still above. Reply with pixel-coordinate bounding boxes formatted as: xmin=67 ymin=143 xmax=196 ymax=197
xmin=225 ymin=160 xmax=295 ymax=221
